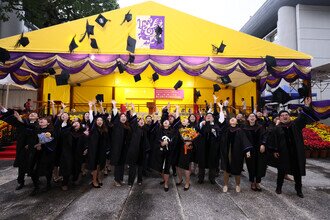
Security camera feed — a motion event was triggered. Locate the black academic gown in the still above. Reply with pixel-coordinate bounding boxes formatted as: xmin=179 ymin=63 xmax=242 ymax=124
xmin=198 ymin=121 xmax=221 ymax=169
xmin=110 ymin=113 xmax=132 ymax=166
xmin=220 ymin=125 xmax=252 ymax=175
xmin=265 ymin=122 xmax=280 ymax=168
xmin=88 ymin=124 xmax=109 ymax=170
xmin=152 ymin=127 xmax=175 ymax=173
xmin=71 ymin=128 xmax=88 ymax=180
xmin=273 ymin=107 xmax=318 ymax=176
xmin=243 ymin=123 xmax=267 ymax=179
xmin=126 ymin=119 xmax=150 ymax=166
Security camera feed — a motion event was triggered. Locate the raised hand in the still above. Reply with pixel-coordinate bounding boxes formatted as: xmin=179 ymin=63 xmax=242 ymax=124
xmin=61 ymin=102 xmax=66 ymax=109
xmin=88 ymin=101 xmax=93 ymax=108
xmin=304 ymin=96 xmax=312 ymax=107
xmin=49 ymin=100 xmax=55 ymax=106
xmin=246 ymin=151 xmax=251 ymax=158
xmin=260 ymin=145 xmax=265 ymax=153
xmin=213 ymin=94 xmax=218 ymax=103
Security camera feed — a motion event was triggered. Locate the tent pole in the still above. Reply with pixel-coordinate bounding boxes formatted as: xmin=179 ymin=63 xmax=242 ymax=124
xmin=5 ymin=84 xmax=9 ymax=108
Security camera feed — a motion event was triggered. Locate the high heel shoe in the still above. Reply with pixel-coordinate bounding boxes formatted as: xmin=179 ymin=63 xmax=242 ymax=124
xmin=164 ymin=186 xmax=169 ymax=192
xmin=184 ymin=184 xmax=190 ymax=191
xmin=176 ymin=179 xmax=183 ymax=186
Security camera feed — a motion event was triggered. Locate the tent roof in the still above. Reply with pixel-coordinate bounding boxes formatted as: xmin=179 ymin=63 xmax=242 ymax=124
xmin=0 ymin=75 xmax=37 ymax=91
xmin=0 ymin=1 xmax=312 ymax=87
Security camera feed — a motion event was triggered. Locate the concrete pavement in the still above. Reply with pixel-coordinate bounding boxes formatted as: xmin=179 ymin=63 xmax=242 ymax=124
xmin=0 ymin=159 xmax=329 ymax=220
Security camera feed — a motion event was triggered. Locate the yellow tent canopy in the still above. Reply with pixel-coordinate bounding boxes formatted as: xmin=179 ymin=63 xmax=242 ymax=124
xmin=0 ymin=1 xmax=311 ymax=88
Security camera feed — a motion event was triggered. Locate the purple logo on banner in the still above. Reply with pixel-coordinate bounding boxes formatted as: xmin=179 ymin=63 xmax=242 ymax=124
xmin=136 ymin=16 xmax=164 ymax=50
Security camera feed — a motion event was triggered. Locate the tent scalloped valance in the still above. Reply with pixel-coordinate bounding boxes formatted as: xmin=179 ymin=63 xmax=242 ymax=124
xmin=0 ymin=52 xmax=311 ymax=90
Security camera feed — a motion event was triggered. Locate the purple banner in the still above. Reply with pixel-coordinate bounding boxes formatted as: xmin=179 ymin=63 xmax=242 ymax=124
xmin=136 ymin=15 xmax=164 ymax=50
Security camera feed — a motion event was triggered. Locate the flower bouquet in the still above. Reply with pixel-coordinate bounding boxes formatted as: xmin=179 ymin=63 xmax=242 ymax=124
xmin=179 ymin=127 xmax=199 ymax=155
xmin=37 ymin=132 xmax=54 ymax=144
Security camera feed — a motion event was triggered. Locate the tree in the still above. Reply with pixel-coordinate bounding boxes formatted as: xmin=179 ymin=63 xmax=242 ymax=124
xmin=0 ymin=0 xmax=119 ymax=28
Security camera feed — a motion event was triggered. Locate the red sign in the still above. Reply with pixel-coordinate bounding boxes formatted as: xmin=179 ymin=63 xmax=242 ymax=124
xmin=155 ymin=89 xmax=184 ymax=99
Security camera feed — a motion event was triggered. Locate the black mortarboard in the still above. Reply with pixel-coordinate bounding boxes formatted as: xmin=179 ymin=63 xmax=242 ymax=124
xmin=121 ymin=10 xmax=132 ymax=25
xmin=213 ymin=84 xmax=221 ymax=92
xmin=272 ymin=87 xmax=291 ymax=104
xmin=117 ymin=60 xmax=125 ymax=73
xmin=174 ymin=80 xmax=183 ymax=90
xmin=46 ymin=68 xmax=56 ymax=75
xmin=265 ymin=55 xmax=276 ymax=72
xmin=127 ymin=54 xmax=135 ymax=64
xmin=126 ymin=36 xmax=136 ymax=53
xmin=298 ymin=84 xmax=309 ymax=102
xmin=79 ymin=20 xmax=94 ymax=42
xmin=96 ymin=94 xmax=104 ymax=102
xmin=15 ymin=33 xmax=29 ymax=48
xmin=220 ymin=75 xmax=232 ymax=84
xmin=212 ymin=41 xmax=226 ymax=54
xmin=152 ymin=72 xmax=159 ymax=82
xmin=134 ymin=74 xmax=141 ymax=82
xmin=95 ymin=14 xmax=109 ymax=27
xmin=55 ymin=70 xmax=70 ymax=86
xmin=69 ymin=35 xmax=78 ymax=53
xmin=155 ymin=25 xmax=162 ymax=35
xmin=90 ymin=38 xmax=98 ymax=49
xmin=0 ymin=47 xmax=10 ymax=64
xmin=195 ymin=90 xmax=201 ymax=97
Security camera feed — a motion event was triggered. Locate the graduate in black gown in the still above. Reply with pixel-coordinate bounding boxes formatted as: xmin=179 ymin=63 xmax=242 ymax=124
xmin=29 ymin=116 xmax=56 ymax=196
xmin=70 ymin=121 xmax=89 ymax=185
xmin=0 ymin=106 xmax=38 ymax=190
xmin=272 ymin=97 xmax=318 ymax=198
xmin=54 ymin=112 xmax=72 ymax=190
xmin=187 ymin=114 xmax=200 ymax=176
xmin=153 ymin=119 xmax=175 ymax=192
xmin=219 ymin=103 xmax=252 ymax=193
xmin=126 ymin=112 xmax=150 ymax=186
xmin=197 ymin=112 xmax=221 ymax=184
xmin=144 ymin=114 xmax=159 ymax=175
xmin=110 ymin=100 xmax=132 ymax=186
xmin=88 ymin=101 xmax=109 ymax=188
xmin=243 ymin=113 xmax=267 ymax=191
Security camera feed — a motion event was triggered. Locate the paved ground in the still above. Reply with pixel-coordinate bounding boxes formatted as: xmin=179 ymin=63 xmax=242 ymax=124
xmin=0 ymin=159 xmax=329 ymax=220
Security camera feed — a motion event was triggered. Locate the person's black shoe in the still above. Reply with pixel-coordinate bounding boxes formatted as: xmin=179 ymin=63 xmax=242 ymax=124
xmin=275 ymin=188 xmax=282 ymax=194
xmin=176 ymin=179 xmax=183 ymax=186
xmin=46 ymin=183 xmax=51 ymax=191
xmin=184 ymin=184 xmax=190 ymax=191
xmin=29 ymin=188 xmax=39 ymax=196
xmin=164 ymin=186 xmax=169 ymax=192
xmin=297 ymin=191 xmax=304 ymax=198
xmin=198 ymin=179 xmax=204 ymax=184
xmin=15 ymin=184 xmax=24 ymax=190
xmin=210 ymin=179 xmax=216 ymax=184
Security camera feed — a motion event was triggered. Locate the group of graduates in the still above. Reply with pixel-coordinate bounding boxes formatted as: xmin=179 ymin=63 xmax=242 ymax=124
xmin=0 ymin=95 xmax=318 ymax=198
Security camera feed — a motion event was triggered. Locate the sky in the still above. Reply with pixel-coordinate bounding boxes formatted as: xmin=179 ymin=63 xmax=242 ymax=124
xmin=117 ymin=0 xmax=267 ymax=30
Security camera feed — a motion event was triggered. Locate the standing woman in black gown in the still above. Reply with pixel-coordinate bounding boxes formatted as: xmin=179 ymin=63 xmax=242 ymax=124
xmin=243 ymin=113 xmax=267 ymax=191
xmin=219 ymin=103 xmax=252 ymax=193
xmin=110 ymin=100 xmax=132 ymax=186
xmin=88 ymin=101 xmax=109 ymax=188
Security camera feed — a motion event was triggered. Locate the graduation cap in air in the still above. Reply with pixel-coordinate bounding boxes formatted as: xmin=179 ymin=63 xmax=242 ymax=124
xmin=14 ymin=33 xmax=29 ymax=48
xmin=155 ymin=25 xmax=163 ymax=44
xmin=121 ymin=10 xmax=132 ymax=25
xmin=45 ymin=68 xmax=56 ymax=75
xmin=95 ymin=14 xmax=109 ymax=27
xmin=265 ymin=55 xmax=276 ymax=72
xmin=126 ymin=54 xmax=135 ymax=64
xmin=55 ymin=69 xmax=70 ymax=86
xmin=213 ymin=84 xmax=221 ymax=92
xmin=69 ymin=35 xmax=78 ymax=53
xmin=298 ymin=84 xmax=309 ymax=102
xmin=220 ymin=75 xmax=231 ymax=84
xmin=195 ymin=90 xmax=201 ymax=97
xmin=152 ymin=72 xmax=159 ymax=82
xmin=96 ymin=94 xmax=104 ymax=102
xmin=272 ymin=87 xmax=291 ymax=104
xmin=117 ymin=60 xmax=126 ymax=73
xmin=0 ymin=47 xmax=10 ymax=64
xmin=90 ymin=38 xmax=98 ymax=49
xmin=126 ymin=36 xmax=136 ymax=53
xmin=174 ymin=80 xmax=183 ymax=90
xmin=212 ymin=41 xmax=226 ymax=54
xmin=134 ymin=74 xmax=141 ymax=82
xmin=79 ymin=20 xmax=94 ymax=42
